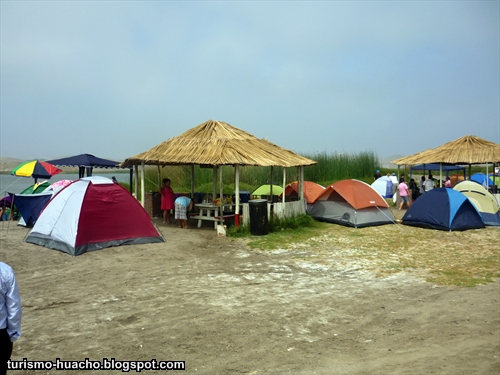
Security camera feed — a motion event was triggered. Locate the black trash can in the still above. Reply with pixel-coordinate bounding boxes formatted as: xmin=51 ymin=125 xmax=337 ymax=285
xmin=249 ymin=199 xmax=269 ymax=235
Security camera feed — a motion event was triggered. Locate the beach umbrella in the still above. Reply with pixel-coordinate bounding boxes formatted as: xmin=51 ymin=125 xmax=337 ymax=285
xmin=11 ymin=160 xmax=62 ymax=180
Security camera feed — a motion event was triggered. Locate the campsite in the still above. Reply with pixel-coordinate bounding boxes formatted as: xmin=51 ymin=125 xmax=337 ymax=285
xmin=0 ymin=128 xmax=499 ymax=373
xmin=0 ymin=204 xmax=499 ymax=374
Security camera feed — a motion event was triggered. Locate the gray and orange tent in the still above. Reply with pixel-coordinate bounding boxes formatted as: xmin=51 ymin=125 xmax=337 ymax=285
xmin=308 ymin=179 xmax=396 ymax=228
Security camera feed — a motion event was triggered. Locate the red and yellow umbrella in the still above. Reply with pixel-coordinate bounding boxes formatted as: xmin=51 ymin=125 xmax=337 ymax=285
xmin=11 ymin=160 xmax=62 ymax=179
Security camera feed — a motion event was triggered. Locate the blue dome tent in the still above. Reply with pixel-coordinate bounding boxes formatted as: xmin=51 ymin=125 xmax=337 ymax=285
xmin=470 ymin=173 xmax=494 ymax=188
xmin=402 ymin=188 xmax=485 ymax=231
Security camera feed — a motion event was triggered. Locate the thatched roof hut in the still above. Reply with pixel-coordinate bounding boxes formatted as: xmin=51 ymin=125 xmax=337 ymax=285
xmin=392 ymin=135 xmax=500 ymax=165
xmin=122 ymin=120 xmax=316 ymax=168
xmin=391 ymin=135 xmax=500 ymax=188
xmin=122 ymin=120 xmax=317 ymax=222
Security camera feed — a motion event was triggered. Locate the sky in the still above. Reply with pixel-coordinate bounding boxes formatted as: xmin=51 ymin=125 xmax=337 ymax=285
xmin=1 ymin=1 xmax=499 ymax=163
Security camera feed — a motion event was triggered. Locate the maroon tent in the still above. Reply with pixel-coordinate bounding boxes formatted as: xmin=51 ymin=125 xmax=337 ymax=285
xmin=25 ymin=176 xmax=164 ymax=256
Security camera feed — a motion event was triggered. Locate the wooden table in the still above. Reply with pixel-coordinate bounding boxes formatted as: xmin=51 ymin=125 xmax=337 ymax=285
xmin=190 ymin=203 xmax=239 ymax=229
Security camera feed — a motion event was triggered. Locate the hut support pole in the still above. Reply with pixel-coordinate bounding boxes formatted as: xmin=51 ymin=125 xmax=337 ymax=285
xmin=235 ymin=165 xmax=240 ymax=227
xmin=212 ymin=166 xmax=217 ymax=202
xmin=219 ymin=165 xmax=223 ymax=226
xmin=129 ymin=168 xmax=133 ymax=194
xmin=282 ymin=168 xmax=286 ymax=203
xmin=191 ymin=164 xmax=195 ymax=199
xmin=157 ymin=165 xmax=161 ymax=189
xmin=134 ymin=165 xmax=139 ymax=200
xmin=140 ymin=161 xmax=145 ymax=207
xmin=270 ymin=167 xmax=274 ymax=201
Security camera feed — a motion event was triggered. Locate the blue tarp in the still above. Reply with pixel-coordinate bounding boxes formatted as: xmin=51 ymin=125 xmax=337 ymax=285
xmin=46 ymin=153 xmax=122 ymax=178
xmin=11 ymin=193 xmax=52 ymax=227
xmin=410 ymin=164 xmax=466 ymax=178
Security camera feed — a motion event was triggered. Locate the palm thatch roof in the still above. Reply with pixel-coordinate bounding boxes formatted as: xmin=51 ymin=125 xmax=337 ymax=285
xmin=121 ymin=120 xmax=317 ymax=167
xmin=392 ymin=135 xmax=500 ymax=165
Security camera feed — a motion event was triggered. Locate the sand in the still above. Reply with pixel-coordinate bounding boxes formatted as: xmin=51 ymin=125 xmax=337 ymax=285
xmin=1 ymin=218 xmax=499 ymax=375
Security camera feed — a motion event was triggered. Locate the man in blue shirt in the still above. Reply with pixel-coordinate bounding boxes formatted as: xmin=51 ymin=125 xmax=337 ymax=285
xmin=0 ymin=262 xmax=22 ymax=375
xmin=175 ymin=196 xmax=194 ymax=229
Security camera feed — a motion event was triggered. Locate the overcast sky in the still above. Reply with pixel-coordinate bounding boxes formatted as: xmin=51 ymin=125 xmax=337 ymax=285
xmin=1 ymin=1 xmax=499 ymax=162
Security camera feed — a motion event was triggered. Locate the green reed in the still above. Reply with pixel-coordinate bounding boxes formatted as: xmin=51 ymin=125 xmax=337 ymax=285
xmin=136 ymin=150 xmax=380 ymax=195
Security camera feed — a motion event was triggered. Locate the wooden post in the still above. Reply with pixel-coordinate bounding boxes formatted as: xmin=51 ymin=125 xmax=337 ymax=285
xmin=212 ymin=166 xmax=217 ymax=203
xmin=140 ymin=161 xmax=145 ymax=207
xmin=282 ymin=167 xmax=286 ymax=203
xmin=134 ymin=165 xmax=139 ymax=200
xmin=235 ymin=165 xmax=240 ymax=227
xmin=191 ymin=164 xmax=195 ymax=199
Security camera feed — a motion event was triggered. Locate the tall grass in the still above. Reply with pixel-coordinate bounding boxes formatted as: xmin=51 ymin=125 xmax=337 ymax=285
xmin=136 ymin=150 xmax=379 ymax=195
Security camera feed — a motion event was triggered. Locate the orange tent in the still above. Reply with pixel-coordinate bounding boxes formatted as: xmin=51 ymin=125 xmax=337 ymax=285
xmin=281 ymin=181 xmax=325 ymax=204
xmin=449 ymin=174 xmax=464 ymax=187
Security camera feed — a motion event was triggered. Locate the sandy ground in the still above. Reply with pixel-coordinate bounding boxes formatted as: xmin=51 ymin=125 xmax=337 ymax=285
xmin=1 ymin=215 xmax=499 ymax=375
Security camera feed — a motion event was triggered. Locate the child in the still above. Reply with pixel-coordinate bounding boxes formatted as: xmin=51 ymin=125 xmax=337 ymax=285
xmin=159 ymin=178 xmax=175 ymax=224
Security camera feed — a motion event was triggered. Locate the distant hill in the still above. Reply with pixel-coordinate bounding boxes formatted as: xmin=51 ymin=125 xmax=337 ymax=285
xmin=379 ymin=154 xmax=404 ymax=169
xmin=0 ymin=157 xmax=26 ymax=172
xmin=1 ymin=157 xmax=85 ymax=174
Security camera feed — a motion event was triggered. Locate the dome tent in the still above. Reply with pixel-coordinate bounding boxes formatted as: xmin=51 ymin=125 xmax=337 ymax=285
xmin=308 ymin=179 xmax=396 ymax=228
xmin=281 ymin=181 xmax=325 ymax=204
xmin=371 ymin=175 xmax=397 ymax=199
xmin=26 ymin=176 xmax=164 ymax=256
xmin=453 ymin=181 xmax=500 ymax=226
xmin=402 ymin=188 xmax=485 ymax=231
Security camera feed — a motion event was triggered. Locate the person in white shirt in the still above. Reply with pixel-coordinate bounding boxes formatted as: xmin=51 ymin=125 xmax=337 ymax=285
xmin=423 ymin=174 xmax=435 ymax=192
xmin=0 ymin=262 xmax=22 ymax=375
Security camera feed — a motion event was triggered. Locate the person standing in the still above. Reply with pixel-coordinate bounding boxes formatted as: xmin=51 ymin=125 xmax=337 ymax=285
xmin=444 ymin=176 xmax=452 ymax=188
xmin=373 ymin=170 xmax=382 ymax=181
xmin=419 ymin=176 xmax=426 ymax=195
xmin=398 ymin=178 xmax=411 ymax=210
xmin=159 ymin=178 xmax=175 ymax=224
xmin=409 ymin=178 xmax=419 ymax=201
xmin=1 ymin=262 xmax=22 ymax=375
xmin=175 ymin=196 xmax=194 ymax=229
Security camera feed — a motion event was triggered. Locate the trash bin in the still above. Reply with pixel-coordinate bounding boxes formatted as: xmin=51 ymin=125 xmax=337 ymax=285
xmin=249 ymin=199 xmax=269 ymax=235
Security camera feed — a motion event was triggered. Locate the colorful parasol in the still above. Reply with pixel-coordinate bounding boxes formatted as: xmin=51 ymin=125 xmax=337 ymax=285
xmin=11 ymin=160 xmax=62 ymax=180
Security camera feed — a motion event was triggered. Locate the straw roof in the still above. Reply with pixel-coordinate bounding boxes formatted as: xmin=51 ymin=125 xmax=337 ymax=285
xmin=392 ymin=135 xmax=500 ymax=165
xmin=121 ymin=120 xmax=317 ymax=167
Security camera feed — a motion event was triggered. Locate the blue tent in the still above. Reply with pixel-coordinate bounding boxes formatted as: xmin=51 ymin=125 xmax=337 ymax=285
xmin=402 ymin=188 xmax=485 ymax=231
xmin=470 ymin=173 xmax=494 ymax=187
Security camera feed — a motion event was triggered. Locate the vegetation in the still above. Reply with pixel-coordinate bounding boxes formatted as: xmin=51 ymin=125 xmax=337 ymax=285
xmin=136 ymin=151 xmax=380 ymax=196
xmin=132 ymin=151 xmax=493 ymax=197
xmin=226 ymin=213 xmax=317 ymax=240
